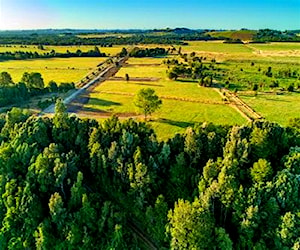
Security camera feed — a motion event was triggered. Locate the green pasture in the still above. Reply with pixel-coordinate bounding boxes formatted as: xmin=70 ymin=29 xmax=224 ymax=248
xmin=182 ymin=41 xmax=253 ymax=54
xmin=125 ymin=57 xmax=166 ymax=64
xmin=240 ymin=92 xmax=300 ymax=125
xmin=0 ymin=44 xmax=125 ymax=56
xmin=0 ymin=57 xmax=106 ymax=85
xmin=248 ymin=42 xmax=300 ymax=51
xmin=117 ymin=65 xmax=166 ymax=78
xmin=180 ymin=41 xmax=300 ymax=62
xmin=83 ymin=57 xmax=246 ymax=139
xmin=219 ymin=60 xmax=300 ymax=90
xmin=84 ymin=92 xmax=246 ymax=140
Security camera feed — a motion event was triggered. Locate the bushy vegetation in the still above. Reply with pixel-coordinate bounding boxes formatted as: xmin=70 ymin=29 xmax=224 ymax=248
xmin=0 ymin=101 xmax=299 ymax=249
xmin=0 ymin=71 xmax=74 ymax=106
xmin=253 ymin=29 xmax=300 ymax=42
xmin=129 ymin=47 xmax=168 ymax=57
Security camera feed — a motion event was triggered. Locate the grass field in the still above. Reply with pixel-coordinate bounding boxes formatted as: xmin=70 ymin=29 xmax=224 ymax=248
xmin=248 ymin=42 xmax=300 ymax=51
xmin=182 ymin=41 xmax=253 ymax=53
xmin=0 ymin=57 xmax=106 ymax=85
xmin=240 ymin=92 xmax=300 ymax=126
xmin=0 ymin=44 xmax=126 ymax=56
xmin=83 ymin=57 xmax=246 ymax=139
xmin=181 ymin=41 xmax=300 ymax=62
xmin=219 ymin=60 xmax=300 ymax=91
xmin=2 ymin=41 xmax=299 ymax=139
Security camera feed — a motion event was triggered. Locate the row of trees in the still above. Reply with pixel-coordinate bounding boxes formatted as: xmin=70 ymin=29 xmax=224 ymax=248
xmin=0 ymin=100 xmax=298 ymax=248
xmin=0 ymin=46 xmax=106 ymax=61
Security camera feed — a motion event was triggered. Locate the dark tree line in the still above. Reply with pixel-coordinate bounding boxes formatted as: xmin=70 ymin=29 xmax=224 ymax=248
xmin=0 ymin=100 xmax=299 ymax=249
xmin=0 ymin=31 xmax=215 ymax=46
xmin=0 ymin=46 xmax=106 ymax=62
xmin=252 ymin=29 xmax=300 ymax=42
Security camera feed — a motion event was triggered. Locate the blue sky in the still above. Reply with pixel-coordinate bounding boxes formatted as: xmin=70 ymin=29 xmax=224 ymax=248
xmin=0 ymin=0 xmax=299 ymax=30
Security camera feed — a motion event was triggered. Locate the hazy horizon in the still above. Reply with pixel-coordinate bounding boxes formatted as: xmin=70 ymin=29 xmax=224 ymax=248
xmin=0 ymin=0 xmax=299 ymax=31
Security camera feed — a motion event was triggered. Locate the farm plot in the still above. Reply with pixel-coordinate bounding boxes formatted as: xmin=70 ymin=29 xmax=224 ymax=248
xmin=0 ymin=44 xmax=126 ymax=56
xmin=240 ymin=92 xmax=300 ymax=126
xmin=81 ymin=57 xmax=246 ymax=139
xmin=0 ymin=57 xmax=106 ymax=85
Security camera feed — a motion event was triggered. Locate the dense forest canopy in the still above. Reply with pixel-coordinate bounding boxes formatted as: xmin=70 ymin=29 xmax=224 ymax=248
xmin=0 ymin=100 xmax=299 ymax=249
xmin=0 ymin=28 xmax=299 ymax=46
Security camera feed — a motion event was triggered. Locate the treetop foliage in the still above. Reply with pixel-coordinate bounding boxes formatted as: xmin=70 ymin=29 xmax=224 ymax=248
xmin=0 ymin=102 xmax=299 ymax=248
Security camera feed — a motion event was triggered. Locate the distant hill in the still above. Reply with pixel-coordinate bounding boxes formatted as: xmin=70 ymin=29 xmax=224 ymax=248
xmin=207 ymin=30 xmax=257 ymax=41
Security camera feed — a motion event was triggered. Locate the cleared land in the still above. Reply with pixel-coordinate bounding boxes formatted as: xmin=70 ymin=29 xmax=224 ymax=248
xmin=1 ymin=41 xmax=299 ymax=139
xmin=181 ymin=41 xmax=300 ymax=62
xmin=0 ymin=57 xmax=107 ymax=85
xmin=81 ymin=57 xmax=246 ymax=139
xmin=0 ymin=44 xmax=125 ymax=56
xmin=79 ymin=42 xmax=299 ymax=139
xmin=240 ymin=92 xmax=300 ymax=126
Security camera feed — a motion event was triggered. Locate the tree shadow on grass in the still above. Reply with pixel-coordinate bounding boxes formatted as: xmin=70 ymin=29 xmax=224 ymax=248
xmin=157 ymin=118 xmax=195 ymax=128
xmin=81 ymin=107 xmax=111 ymax=113
xmin=88 ymin=97 xmax=121 ymax=107
xmin=176 ymin=79 xmax=199 ymax=83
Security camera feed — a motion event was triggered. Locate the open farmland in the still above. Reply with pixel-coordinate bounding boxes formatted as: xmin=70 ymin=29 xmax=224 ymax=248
xmin=240 ymin=92 xmax=300 ymax=126
xmin=80 ymin=57 xmax=246 ymax=139
xmin=71 ymin=41 xmax=300 ymax=139
xmin=0 ymin=44 xmax=125 ymax=56
xmin=180 ymin=41 xmax=300 ymax=62
xmin=0 ymin=57 xmax=107 ymax=85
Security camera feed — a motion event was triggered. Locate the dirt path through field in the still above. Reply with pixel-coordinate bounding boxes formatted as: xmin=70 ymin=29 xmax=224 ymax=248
xmin=213 ymin=85 xmax=263 ymax=121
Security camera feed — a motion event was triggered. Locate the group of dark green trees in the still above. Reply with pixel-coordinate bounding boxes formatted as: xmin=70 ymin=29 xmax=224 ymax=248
xmin=0 ymin=71 xmax=74 ymax=106
xmin=0 ymin=100 xmax=299 ymax=249
xmin=129 ymin=47 xmax=168 ymax=57
xmin=166 ymin=55 xmax=218 ymax=86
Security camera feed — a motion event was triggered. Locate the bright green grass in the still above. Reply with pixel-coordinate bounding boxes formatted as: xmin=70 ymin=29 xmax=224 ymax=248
xmin=85 ymin=92 xmax=246 ymax=140
xmin=84 ymin=57 xmax=246 ymax=139
xmin=240 ymin=92 xmax=300 ymax=125
xmin=97 ymin=80 xmax=222 ymax=102
xmin=249 ymin=42 xmax=300 ymax=51
xmin=0 ymin=57 xmax=106 ymax=84
xmin=219 ymin=60 xmax=300 ymax=90
xmin=126 ymin=57 xmax=166 ymax=64
xmin=117 ymin=65 xmax=167 ymax=78
xmin=0 ymin=45 xmax=41 ymax=53
xmin=0 ymin=44 xmax=126 ymax=56
xmin=181 ymin=41 xmax=300 ymax=62
xmin=182 ymin=41 xmax=253 ymax=53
